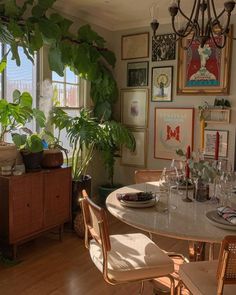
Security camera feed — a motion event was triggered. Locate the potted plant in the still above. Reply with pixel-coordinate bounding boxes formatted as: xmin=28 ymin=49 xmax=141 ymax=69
xmin=96 ymin=120 xmax=135 ymax=205
xmin=51 ymin=107 xmax=102 ymax=233
xmin=0 ymin=90 xmax=35 ymax=170
xmin=11 ymin=107 xmax=46 ymax=172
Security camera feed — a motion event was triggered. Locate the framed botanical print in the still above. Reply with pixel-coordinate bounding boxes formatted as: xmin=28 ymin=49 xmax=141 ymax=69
xmin=154 ymin=108 xmax=194 ymax=160
xmin=177 ymin=29 xmax=232 ymax=95
xmin=127 ymin=61 xmax=149 ymax=87
xmin=121 ymin=33 xmax=149 ymax=60
xmin=151 ymin=66 xmax=173 ymax=102
xmin=121 ymin=88 xmax=148 ymax=128
xmin=152 ymin=33 xmax=176 ymax=61
xmin=204 ymin=130 xmax=228 ymax=158
xmin=121 ymin=129 xmax=147 ymax=167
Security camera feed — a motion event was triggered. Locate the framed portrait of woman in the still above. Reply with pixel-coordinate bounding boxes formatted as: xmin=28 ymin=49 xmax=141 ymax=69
xmin=151 ymin=66 xmax=173 ymax=102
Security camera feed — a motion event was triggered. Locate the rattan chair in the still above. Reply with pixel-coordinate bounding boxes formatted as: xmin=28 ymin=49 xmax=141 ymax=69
xmin=80 ymin=190 xmax=175 ymax=294
xmin=134 ymin=169 xmax=165 ymax=184
xmin=178 ymin=236 xmax=236 ymax=295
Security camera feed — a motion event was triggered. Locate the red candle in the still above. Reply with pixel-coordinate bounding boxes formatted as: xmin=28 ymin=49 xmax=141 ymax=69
xmin=214 ymin=131 xmax=220 ymax=161
xmin=185 ymin=164 xmax=190 ymax=178
xmin=186 ymin=145 xmax=191 ymax=159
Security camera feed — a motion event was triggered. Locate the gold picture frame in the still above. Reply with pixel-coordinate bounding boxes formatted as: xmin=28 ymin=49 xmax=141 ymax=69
xmin=177 ymin=28 xmax=232 ymax=95
xmin=121 ymin=88 xmax=149 ymax=128
xmin=121 ymin=33 xmax=149 ymax=60
xmin=121 ymin=129 xmax=147 ymax=167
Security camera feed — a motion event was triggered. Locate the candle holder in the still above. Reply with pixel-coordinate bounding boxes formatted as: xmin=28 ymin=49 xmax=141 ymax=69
xmin=182 ymin=177 xmax=193 ymax=202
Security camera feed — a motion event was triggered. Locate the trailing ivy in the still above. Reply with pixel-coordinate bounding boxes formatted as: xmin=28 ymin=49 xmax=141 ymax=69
xmin=0 ymin=0 xmax=118 ymax=119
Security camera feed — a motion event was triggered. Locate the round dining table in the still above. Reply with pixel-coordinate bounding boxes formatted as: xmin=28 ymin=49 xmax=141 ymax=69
xmin=106 ymin=182 xmax=236 ymax=261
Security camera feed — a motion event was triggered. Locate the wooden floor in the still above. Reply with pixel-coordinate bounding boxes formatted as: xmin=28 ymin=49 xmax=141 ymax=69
xmin=0 ymin=214 xmax=214 ymax=295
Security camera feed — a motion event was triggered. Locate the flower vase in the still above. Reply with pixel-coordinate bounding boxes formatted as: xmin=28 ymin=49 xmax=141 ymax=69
xmin=194 ymin=178 xmax=209 ymax=202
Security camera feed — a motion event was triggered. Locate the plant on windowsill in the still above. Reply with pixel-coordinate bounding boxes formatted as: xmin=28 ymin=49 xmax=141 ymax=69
xmin=0 ymin=90 xmax=36 ymax=170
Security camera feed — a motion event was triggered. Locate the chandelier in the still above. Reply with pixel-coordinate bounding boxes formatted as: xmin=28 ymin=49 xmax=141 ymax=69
xmin=150 ymin=0 xmax=236 ymax=49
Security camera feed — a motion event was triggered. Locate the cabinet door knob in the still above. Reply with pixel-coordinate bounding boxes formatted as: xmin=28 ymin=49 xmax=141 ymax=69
xmin=56 ymin=195 xmax=60 ymax=199
xmin=26 ymin=203 xmax=30 ymax=207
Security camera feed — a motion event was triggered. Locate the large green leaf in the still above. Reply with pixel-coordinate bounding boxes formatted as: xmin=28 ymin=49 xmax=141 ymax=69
xmin=20 ymin=92 xmax=33 ymax=107
xmin=12 ymin=133 xmax=27 ymax=148
xmin=12 ymin=89 xmax=21 ymax=102
xmin=100 ymin=50 xmax=116 ymax=68
xmin=31 ymin=5 xmax=45 ymax=18
xmin=26 ymin=134 xmax=43 ymax=153
xmin=5 ymin=0 xmax=20 ymax=17
xmin=11 ymin=42 xmax=20 ymax=66
xmin=38 ymin=0 xmax=56 ymax=9
xmin=78 ymin=24 xmax=105 ymax=47
xmin=30 ymin=24 xmax=43 ymax=51
xmin=8 ymin=19 xmax=23 ymax=38
xmin=39 ymin=19 xmax=60 ymax=40
xmin=48 ymin=46 xmax=64 ymax=76
xmin=33 ymin=109 xmax=46 ymax=128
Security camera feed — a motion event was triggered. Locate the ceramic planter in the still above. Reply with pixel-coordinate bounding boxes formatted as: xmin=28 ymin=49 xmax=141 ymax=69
xmin=0 ymin=143 xmax=17 ymax=170
xmin=21 ymin=150 xmax=43 ymax=172
xmin=41 ymin=149 xmax=64 ymax=169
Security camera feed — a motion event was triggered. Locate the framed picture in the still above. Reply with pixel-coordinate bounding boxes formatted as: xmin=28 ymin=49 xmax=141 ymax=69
xmin=177 ymin=29 xmax=232 ymax=95
xmin=154 ymin=108 xmax=194 ymax=160
xmin=204 ymin=130 xmax=228 ymax=158
xmin=121 ymin=88 xmax=148 ymax=128
xmin=151 ymin=66 xmax=173 ymax=102
xmin=121 ymin=33 xmax=149 ymax=60
xmin=121 ymin=129 xmax=147 ymax=167
xmin=127 ymin=61 xmax=149 ymax=87
xmin=152 ymin=33 xmax=176 ymax=61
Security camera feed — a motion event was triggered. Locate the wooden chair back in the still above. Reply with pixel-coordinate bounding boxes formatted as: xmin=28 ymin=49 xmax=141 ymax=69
xmin=217 ymin=235 xmax=236 ymax=294
xmin=81 ymin=190 xmax=111 ymax=252
xmin=134 ymin=169 xmax=165 ymax=184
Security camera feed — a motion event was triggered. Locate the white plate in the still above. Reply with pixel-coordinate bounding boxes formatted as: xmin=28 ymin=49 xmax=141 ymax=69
xmin=206 ymin=210 xmax=236 ymax=231
xmin=120 ymin=197 xmax=157 ymax=208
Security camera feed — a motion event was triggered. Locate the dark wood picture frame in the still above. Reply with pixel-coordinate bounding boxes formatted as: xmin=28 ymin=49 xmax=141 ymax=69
xmin=127 ymin=61 xmax=149 ymax=87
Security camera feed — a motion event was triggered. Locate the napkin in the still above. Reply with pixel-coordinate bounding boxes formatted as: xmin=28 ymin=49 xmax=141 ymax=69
xmin=217 ymin=206 xmax=236 ymax=225
xmin=117 ymin=192 xmax=153 ymax=202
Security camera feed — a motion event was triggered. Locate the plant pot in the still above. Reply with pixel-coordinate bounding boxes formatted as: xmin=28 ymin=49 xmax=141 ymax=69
xmin=72 ymin=175 xmax=92 ymax=237
xmin=0 ymin=143 xmax=17 ymax=170
xmin=97 ymin=184 xmax=122 ymax=207
xmin=21 ymin=150 xmax=43 ymax=172
xmin=41 ymin=149 xmax=63 ymax=169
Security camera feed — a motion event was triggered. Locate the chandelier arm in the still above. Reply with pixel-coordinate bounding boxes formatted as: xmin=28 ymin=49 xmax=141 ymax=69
xmin=171 ymin=17 xmax=195 ymax=38
xmin=177 ymin=0 xmax=197 ymax=24
xmin=210 ymin=31 xmax=227 ymax=49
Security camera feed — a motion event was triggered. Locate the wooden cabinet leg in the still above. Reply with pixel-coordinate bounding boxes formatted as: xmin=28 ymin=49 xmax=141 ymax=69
xmin=59 ymin=224 xmax=64 ymax=242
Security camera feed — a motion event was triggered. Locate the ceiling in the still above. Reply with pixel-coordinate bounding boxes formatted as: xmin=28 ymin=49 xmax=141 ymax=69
xmin=54 ymin=0 xmax=232 ymax=31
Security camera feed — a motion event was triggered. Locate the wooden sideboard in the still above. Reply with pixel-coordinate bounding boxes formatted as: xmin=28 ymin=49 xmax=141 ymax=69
xmin=0 ymin=167 xmax=71 ymax=258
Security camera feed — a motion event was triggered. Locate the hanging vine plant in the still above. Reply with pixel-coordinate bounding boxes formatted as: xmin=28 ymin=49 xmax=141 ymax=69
xmin=0 ymin=0 xmax=118 ymax=119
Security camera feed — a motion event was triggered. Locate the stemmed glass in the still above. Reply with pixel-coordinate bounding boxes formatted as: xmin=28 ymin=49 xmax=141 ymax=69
xmin=163 ymin=161 xmax=179 ymax=210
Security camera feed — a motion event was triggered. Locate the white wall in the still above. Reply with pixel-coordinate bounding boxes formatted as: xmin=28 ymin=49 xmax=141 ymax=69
xmin=110 ymin=21 xmax=236 ymax=186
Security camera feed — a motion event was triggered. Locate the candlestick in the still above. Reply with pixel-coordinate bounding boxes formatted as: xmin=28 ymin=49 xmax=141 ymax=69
xmin=185 ymin=163 xmax=190 ymax=178
xmin=200 ymin=119 xmax=205 ymax=152
xmin=214 ymin=131 xmax=220 ymax=161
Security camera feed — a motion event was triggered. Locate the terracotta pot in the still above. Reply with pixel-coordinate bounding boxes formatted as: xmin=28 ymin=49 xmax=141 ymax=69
xmin=21 ymin=150 xmax=43 ymax=172
xmin=41 ymin=149 xmax=63 ymax=169
xmin=0 ymin=143 xmax=17 ymax=169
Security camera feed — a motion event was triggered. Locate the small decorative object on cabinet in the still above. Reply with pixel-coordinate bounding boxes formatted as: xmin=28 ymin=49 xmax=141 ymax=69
xmin=0 ymin=167 xmax=71 ymax=259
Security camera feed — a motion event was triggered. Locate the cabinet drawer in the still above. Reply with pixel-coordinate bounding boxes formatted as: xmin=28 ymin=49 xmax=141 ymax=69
xmin=9 ymin=174 xmax=44 ymax=243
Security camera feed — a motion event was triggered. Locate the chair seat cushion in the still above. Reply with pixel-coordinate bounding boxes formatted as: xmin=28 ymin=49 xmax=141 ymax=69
xmin=179 ymin=260 xmax=236 ymax=295
xmin=89 ymin=233 xmax=174 ymax=282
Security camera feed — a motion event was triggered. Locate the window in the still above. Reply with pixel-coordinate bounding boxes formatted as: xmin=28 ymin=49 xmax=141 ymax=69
xmin=1 ymin=44 xmax=37 ymax=141
xmin=52 ymin=68 xmax=81 ymax=108
xmin=4 ymin=45 xmax=37 ymax=102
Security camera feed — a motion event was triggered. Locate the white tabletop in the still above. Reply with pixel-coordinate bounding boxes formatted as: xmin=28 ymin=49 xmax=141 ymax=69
xmin=106 ymin=182 xmax=236 ymax=244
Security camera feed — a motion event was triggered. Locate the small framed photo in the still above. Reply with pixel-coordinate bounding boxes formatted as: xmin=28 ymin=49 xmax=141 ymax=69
xmin=127 ymin=61 xmax=149 ymax=87
xmin=121 ymin=129 xmax=147 ymax=167
xmin=121 ymin=88 xmax=148 ymax=128
xmin=204 ymin=130 xmax=228 ymax=158
xmin=152 ymin=66 xmax=173 ymax=102
xmin=121 ymin=33 xmax=149 ymax=60
xmin=152 ymin=33 xmax=176 ymax=61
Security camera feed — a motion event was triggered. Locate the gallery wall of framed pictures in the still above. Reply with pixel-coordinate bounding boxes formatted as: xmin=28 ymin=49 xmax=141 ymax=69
xmin=119 ymin=26 xmax=233 ymax=170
